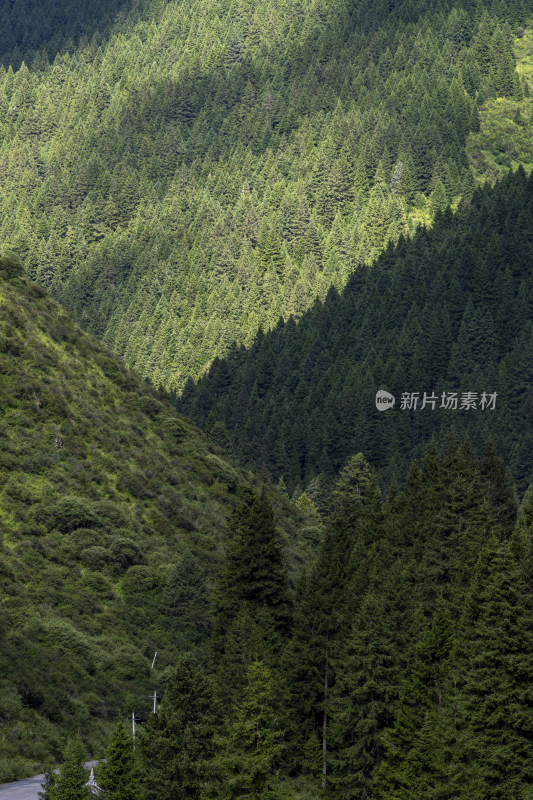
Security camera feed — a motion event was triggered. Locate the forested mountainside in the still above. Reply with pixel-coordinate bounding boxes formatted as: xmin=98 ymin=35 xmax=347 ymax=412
xmin=0 ymin=0 xmax=532 ymax=392
xmin=35 ymin=442 xmax=533 ymax=800
xmin=0 ymin=258 xmax=318 ymax=781
xmin=180 ymin=169 xmax=533 ymax=496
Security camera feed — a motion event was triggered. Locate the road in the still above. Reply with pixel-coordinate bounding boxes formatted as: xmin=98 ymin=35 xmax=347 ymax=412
xmin=0 ymin=762 xmax=98 ymax=800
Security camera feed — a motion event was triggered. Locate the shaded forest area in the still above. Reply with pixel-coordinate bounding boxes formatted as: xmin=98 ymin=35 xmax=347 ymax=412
xmin=0 ymin=0 xmax=153 ymax=69
xmin=180 ymin=169 xmax=533 ymax=496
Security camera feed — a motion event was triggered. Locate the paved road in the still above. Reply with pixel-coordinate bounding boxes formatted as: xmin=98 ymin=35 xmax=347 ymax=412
xmin=0 ymin=762 xmax=98 ymax=800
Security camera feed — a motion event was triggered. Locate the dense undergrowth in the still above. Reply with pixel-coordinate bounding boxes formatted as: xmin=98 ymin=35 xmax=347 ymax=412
xmin=0 ymin=262 xmax=318 ymax=781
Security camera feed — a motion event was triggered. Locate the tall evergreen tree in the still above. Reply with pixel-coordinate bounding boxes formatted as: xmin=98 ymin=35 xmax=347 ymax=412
xmin=216 ymin=661 xmax=284 ymax=800
xmin=98 ymin=719 xmax=139 ymax=800
xmin=49 ymin=736 xmax=90 ymax=800
xmin=451 ymin=538 xmax=533 ymax=799
xmin=139 ymin=654 xmax=220 ymax=800
xmin=329 ymin=591 xmax=398 ymax=799
xmin=215 ymin=487 xmax=292 ymax=651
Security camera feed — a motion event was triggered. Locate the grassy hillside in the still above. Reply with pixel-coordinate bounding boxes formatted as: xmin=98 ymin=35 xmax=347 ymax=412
xmin=0 ymin=0 xmax=530 ymax=393
xmin=0 ymin=259 xmax=318 ymax=781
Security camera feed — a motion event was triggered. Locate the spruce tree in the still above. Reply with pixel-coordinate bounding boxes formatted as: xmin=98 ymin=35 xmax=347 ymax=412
xmin=49 ymin=736 xmax=90 ymax=800
xmin=329 ymin=591 xmax=398 ymax=799
xmin=162 ymin=550 xmax=211 ymax=643
xmin=373 ymin=597 xmax=455 ymax=800
xmin=451 ymin=538 xmax=533 ymax=798
xmin=98 ymin=719 xmax=139 ymax=800
xmin=216 ymin=661 xmax=284 ymax=800
xmin=284 ymin=454 xmax=375 ymax=785
xmin=139 ymin=654 xmax=220 ymax=800
xmin=215 ymin=487 xmax=292 ymax=651
xmin=38 ymin=766 xmax=57 ymax=800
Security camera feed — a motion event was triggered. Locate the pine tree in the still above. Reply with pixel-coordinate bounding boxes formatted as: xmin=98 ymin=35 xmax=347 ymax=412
xmin=218 ymin=603 xmax=266 ymax=706
xmin=139 ymin=654 xmax=220 ymax=800
xmin=162 ymin=550 xmax=211 ymax=643
xmin=98 ymin=719 xmax=139 ymax=800
xmin=329 ymin=591 xmax=398 ymax=799
xmin=284 ymin=455 xmax=375 ymax=784
xmin=451 ymin=538 xmax=533 ymax=798
xmin=480 ymin=439 xmax=518 ymax=536
xmin=49 ymin=736 xmax=90 ymax=800
xmin=373 ymin=597 xmax=455 ymax=800
xmin=215 ymin=487 xmax=292 ymax=651
xmin=38 ymin=766 xmax=57 ymax=800
xmin=216 ymin=661 xmax=284 ymax=800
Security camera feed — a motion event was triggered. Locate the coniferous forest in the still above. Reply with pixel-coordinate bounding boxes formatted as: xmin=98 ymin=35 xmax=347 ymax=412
xmin=0 ymin=0 xmax=532 ymax=798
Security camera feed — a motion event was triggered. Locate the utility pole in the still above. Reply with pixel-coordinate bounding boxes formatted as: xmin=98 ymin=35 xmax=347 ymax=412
xmin=149 ymin=689 xmax=160 ymax=714
xmin=150 ymin=651 xmax=159 ymax=714
xmin=131 ymin=711 xmax=140 ymax=749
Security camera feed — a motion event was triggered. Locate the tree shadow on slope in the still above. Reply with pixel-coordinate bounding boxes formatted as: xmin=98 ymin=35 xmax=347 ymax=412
xmin=178 ymin=169 xmax=533 ymax=494
xmin=0 ymin=0 xmax=153 ymax=69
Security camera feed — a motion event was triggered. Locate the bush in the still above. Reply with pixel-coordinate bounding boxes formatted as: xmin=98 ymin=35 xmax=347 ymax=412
xmin=80 ymin=546 xmax=113 ymax=571
xmin=72 ymin=527 xmax=106 ymax=552
xmin=0 ymin=683 xmax=22 ymax=721
xmin=81 ymin=569 xmax=114 ymax=600
xmin=109 ymin=535 xmax=144 ymax=572
xmin=27 ymin=282 xmax=47 ymax=298
xmin=0 ymin=756 xmax=34 ymax=783
xmin=116 ymin=470 xmax=155 ymax=498
xmin=121 ymin=565 xmax=161 ymax=597
xmin=139 ymin=395 xmax=164 ymax=419
xmin=0 ymin=252 xmax=24 ymax=279
xmin=110 ymin=646 xmax=149 ymax=681
xmin=161 ymin=416 xmax=188 ymax=442
xmin=92 ymin=500 xmax=137 ymax=532
xmin=42 ymin=618 xmax=92 ymax=660
xmin=34 ymin=496 xmax=102 ymax=533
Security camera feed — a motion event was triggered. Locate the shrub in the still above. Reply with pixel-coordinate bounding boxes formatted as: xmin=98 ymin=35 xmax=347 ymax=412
xmin=42 ymin=618 xmax=92 ymax=660
xmin=110 ymin=646 xmax=149 ymax=681
xmin=121 ymin=564 xmax=160 ymax=597
xmin=27 ymin=282 xmax=47 ymax=298
xmin=139 ymin=395 xmax=163 ymax=419
xmin=71 ymin=527 xmax=106 ymax=552
xmin=81 ymin=570 xmax=114 ymax=599
xmin=161 ymin=416 xmax=188 ymax=442
xmin=109 ymin=535 xmax=144 ymax=572
xmin=116 ymin=470 xmax=155 ymax=498
xmin=92 ymin=500 xmax=136 ymax=532
xmin=0 ymin=683 xmax=22 ymax=721
xmin=80 ymin=546 xmax=113 ymax=571
xmin=34 ymin=496 xmax=102 ymax=533
xmin=0 ymin=252 xmax=24 ymax=279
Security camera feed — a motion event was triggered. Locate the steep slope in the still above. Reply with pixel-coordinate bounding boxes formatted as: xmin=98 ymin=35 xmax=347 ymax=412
xmin=0 ymin=0 xmax=530 ymax=392
xmin=179 ymin=168 xmax=533 ymax=495
xmin=0 ymin=259 xmax=318 ymax=781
